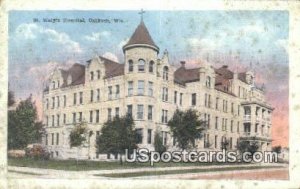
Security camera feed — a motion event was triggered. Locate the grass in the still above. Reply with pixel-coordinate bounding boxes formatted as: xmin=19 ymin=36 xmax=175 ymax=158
xmin=96 ymin=166 xmax=282 ymax=178
xmin=8 ymin=157 xmax=248 ymax=171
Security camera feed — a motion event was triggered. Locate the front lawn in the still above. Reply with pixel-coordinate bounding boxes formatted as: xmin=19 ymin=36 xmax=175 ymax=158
xmin=8 ymin=157 xmax=247 ymax=171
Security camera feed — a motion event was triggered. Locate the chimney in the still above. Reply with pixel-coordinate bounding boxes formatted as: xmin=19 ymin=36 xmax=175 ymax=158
xmin=222 ymin=65 xmax=228 ymax=69
xmin=180 ymin=61 xmax=186 ymax=67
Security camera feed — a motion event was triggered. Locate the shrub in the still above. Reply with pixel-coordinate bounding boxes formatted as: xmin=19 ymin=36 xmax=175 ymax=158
xmin=25 ymin=144 xmax=50 ymax=160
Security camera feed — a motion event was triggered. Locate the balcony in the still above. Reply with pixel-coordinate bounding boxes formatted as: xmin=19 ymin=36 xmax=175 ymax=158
xmin=243 ymin=115 xmax=251 ymax=122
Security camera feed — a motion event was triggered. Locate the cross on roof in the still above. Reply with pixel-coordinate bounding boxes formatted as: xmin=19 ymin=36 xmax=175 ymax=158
xmin=138 ymin=9 xmax=146 ymax=21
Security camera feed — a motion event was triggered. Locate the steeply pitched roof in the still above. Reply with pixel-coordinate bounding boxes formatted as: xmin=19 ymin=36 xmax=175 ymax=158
xmin=123 ymin=21 xmax=159 ymax=52
xmin=61 ymin=63 xmax=85 ymax=87
xmin=99 ymin=56 xmax=124 ymax=78
xmin=174 ymin=66 xmax=200 ymax=85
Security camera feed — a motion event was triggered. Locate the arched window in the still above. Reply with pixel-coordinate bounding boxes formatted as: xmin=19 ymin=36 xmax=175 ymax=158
xmin=128 ymin=60 xmax=133 ymax=72
xmin=149 ymin=61 xmax=154 ymax=73
xmin=52 ymin=81 xmax=56 ymax=89
xmin=90 ymin=71 xmax=94 ymax=80
xmin=97 ymin=70 xmax=100 ymax=79
xmin=206 ymin=76 xmax=211 ymax=88
xmin=138 ymin=59 xmax=145 ymax=72
xmin=163 ymin=66 xmax=169 ymax=80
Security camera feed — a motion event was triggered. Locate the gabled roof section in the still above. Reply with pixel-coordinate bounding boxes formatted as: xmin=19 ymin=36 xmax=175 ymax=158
xmin=123 ymin=21 xmax=159 ymax=52
xmin=174 ymin=66 xmax=200 ymax=85
xmin=61 ymin=63 xmax=85 ymax=87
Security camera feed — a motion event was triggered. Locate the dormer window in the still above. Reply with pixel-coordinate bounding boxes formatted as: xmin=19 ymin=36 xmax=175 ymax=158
xmin=128 ymin=60 xmax=133 ymax=72
xmin=52 ymin=81 xmax=56 ymax=89
xmin=138 ymin=59 xmax=145 ymax=72
xmin=206 ymin=76 xmax=211 ymax=88
xmin=163 ymin=66 xmax=169 ymax=80
xmin=90 ymin=71 xmax=94 ymax=80
xmin=149 ymin=61 xmax=154 ymax=73
xmin=97 ymin=70 xmax=100 ymax=79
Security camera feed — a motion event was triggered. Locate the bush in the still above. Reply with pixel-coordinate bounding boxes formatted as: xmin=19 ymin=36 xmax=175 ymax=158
xmin=25 ymin=144 xmax=50 ymax=160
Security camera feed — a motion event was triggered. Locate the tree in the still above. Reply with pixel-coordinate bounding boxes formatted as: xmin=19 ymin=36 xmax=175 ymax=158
xmin=96 ymin=115 xmax=137 ymax=164
xmin=8 ymin=90 xmax=15 ymax=107
xmin=69 ymin=122 xmax=88 ymax=147
xmin=236 ymin=139 xmax=259 ymax=155
xmin=8 ymin=95 xmax=45 ymax=150
xmin=168 ymin=109 xmax=206 ymax=150
xmin=272 ymin=145 xmax=282 ymax=154
xmin=154 ymin=131 xmax=166 ymax=154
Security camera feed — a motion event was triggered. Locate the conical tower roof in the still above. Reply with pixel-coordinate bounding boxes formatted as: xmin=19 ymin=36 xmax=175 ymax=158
xmin=123 ymin=21 xmax=159 ymax=52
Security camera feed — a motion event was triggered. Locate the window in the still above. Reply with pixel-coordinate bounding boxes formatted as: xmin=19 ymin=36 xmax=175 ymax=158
xmin=147 ymin=129 xmax=152 ymax=144
xmin=46 ymin=116 xmax=48 ymax=126
xmin=163 ymin=66 xmax=169 ymax=80
xmin=89 ymin=111 xmax=93 ymax=123
xmin=115 ymin=85 xmax=120 ymax=98
xmin=137 ymin=105 xmax=144 ymax=119
xmin=96 ymin=110 xmax=100 ymax=123
xmin=52 ymin=115 xmax=54 ymax=127
xmin=115 ymin=107 xmax=120 ymax=118
xmin=127 ymin=105 xmax=133 ymax=117
xmin=162 ymin=131 xmax=168 ymax=145
xmin=96 ymin=89 xmax=100 ymax=101
xmin=135 ymin=129 xmax=143 ymax=144
xmin=57 ymin=114 xmax=60 ymax=126
xmin=237 ymin=121 xmax=240 ymax=132
xmin=52 ymin=97 xmax=55 ymax=109
xmin=180 ymin=93 xmax=183 ymax=106
xmin=128 ymin=60 xmax=133 ymax=72
xmin=63 ymin=95 xmax=66 ymax=107
xmin=56 ymin=133 xmax=59 ymax=145
xmin=52 ymin=81 xmax=55 ymax=89
xmin=73 ymin=93 xmax=77 ymax=105
xmin=107 ymin=108 xmax=112 ymax=121
xmin=174 ymin=91 xmax=177 ymax=104
xmin=90 ymin=71 xmax=94 ymax=80
xmin=206 ymin=76 xmax=211 ymax=87
xmin=138 ymin=59 xmax=145 ymax=72
xmin=128 ymin=81 xmax=133 ymax=96
xmin=208 ymin=95 xmax=211 ymax=108
xmin=90 ymin=90 xmax=94 ymax=102
xmin=238 ymin=105 xmax=240 ymax=116
xmin=79 ymin=92 xmax=83 ymax=104
xmin=205 ymin=94 xmax=207 ymax=107
xmin=72 ymin=113 xmax=76 ymax=123
xmin=231 ymin=120 xmax=234 ymax=132
xmin=162 ymin=87 xmax=168 ymax=101
xmin=231 ymin=102 xmax=234 ymax=114
xmin=108 ymin=86 xmax=112 ymax=100
xmin=148 ymin=105 xmax=153 ymax=120
xmin=138 ymin=80 xmax=144 ymax=95
xmin=45 ymin=134 xmax=48 ymax=145
xmin=215 ymin=135 xmax=218 ymax=149
xmin=97 ymin=70 xmax=100 ymax=79
xmin=192 ymin=93 xmax=196 ymax=106
xmin=207 ymin=114 xmax=210 ymax=128
xmin=46 ymin=99 xmax=49 ymax=109
xmin=216 ymin=97 xmax=219 ymax=110
xmin=63 ymin=114 xmax=66 ymax=124
xmin=78 ymin=112 xmax=82 ymax=122
xmin=148 ymin=82 xmax=153 ymax=96
xmin=161 ymin=109 xmax=168 ymax=123
xmin=56 ymin=96 xmax=60 ymax=108
xmin=215 ymin=117 xmax=218 ymax=130
xmin=51 ymin=133 xmax=54 ymax=145
xmin=149 ymin=61 xmax=154 ymax=73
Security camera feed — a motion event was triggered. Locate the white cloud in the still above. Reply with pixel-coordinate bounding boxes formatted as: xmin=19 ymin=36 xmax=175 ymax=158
xmin=84 ymin=31 xmax=111 ymax=41
xmin=15 ymin=23 xmax=82 ymax=53
xmin=102 ymin=52 xmax=119 ymax=63
xmin=118 ymin=38 xmax=129 ymax=49
xmin=187 ymin=37 xmax=219 ymax=52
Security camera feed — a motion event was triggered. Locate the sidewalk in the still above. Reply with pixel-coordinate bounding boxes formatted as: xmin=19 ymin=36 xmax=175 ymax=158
xmin=8 ymin=163 xmax=287 ymax=179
